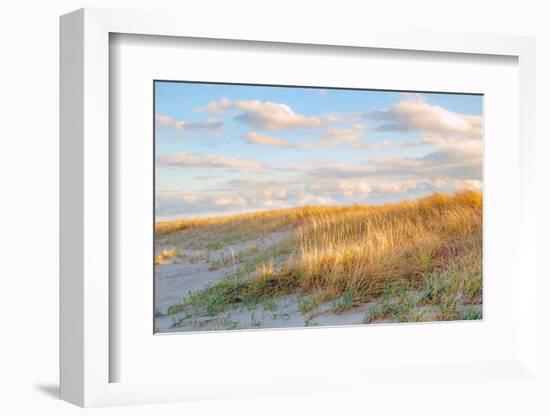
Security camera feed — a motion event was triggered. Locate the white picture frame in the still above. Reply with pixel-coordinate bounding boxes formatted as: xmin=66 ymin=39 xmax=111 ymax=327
xmin=60 ymin=7 xmax=538 ymax=408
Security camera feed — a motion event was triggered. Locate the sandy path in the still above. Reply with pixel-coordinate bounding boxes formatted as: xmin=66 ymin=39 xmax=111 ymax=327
xmin=154 ymin=227 xmax=480 ymax=333
xmin=156 ymin=295 xmax=376 ymax=333
xmin=154 ymin=228 xmax=390 ymax=333
xmin=154 ymin=229 xmax=292 ymax=324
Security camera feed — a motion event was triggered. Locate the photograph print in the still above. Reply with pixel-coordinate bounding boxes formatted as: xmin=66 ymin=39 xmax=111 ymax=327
xmin=154 ymin=81 xmax=483 ymax=333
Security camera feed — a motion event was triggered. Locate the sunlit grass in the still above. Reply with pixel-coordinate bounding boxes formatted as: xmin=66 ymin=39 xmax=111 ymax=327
xmin=161 ymin=191 xmax=482 ymax=325
xmin=286 ymin=191 xmax=482 ymax=306
xmin=154 ymin=247 xmax=181 ymax=265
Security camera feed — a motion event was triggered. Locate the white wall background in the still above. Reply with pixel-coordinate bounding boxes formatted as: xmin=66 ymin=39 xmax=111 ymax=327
xmin=0 ymin=1 xmax=548 ymax=415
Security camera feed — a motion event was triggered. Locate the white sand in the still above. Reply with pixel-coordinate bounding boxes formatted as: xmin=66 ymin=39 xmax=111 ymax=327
xmin=153 ymin=228 xmax=382 ymax=333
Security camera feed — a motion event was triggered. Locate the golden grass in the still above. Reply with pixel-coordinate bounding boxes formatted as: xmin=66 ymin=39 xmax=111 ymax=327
xmin=156 ymin=204 xmax=377 ymax=237
xmin=159 ymin=191 xmax=482 ymax=320
xmin=285 ymin=191 xmax=482 ymax=302
xmin=154 ymin=247 xmax=181 ymax=265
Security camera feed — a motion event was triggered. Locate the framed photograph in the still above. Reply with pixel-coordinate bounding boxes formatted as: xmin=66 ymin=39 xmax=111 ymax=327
xmin=60 ymin=8 xmax=539 ymax=408
xmin=153 ymin=81 xmax=484 ymax=334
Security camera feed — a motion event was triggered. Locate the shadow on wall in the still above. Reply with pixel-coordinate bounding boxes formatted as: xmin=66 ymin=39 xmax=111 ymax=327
xmin=34 ymin=384 xmax=59 ymax=399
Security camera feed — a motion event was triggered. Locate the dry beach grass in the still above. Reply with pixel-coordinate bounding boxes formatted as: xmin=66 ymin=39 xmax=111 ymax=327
xmin=154 ymin=191 xmax=482 ymax=331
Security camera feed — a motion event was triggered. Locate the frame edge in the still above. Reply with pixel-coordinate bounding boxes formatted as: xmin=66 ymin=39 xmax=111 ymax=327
xmin=59 ymin=8 xmax=85 ymax=407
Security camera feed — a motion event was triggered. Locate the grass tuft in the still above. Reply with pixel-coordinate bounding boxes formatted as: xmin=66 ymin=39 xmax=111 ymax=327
xmin=154 ymin=247 xmax=181 ymax=265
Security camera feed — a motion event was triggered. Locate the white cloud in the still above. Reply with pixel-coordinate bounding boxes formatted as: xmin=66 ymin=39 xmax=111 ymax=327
xmin=370 ymin=139 xmax=426 ymax=149
xmin=157 ymin=152 xmax=266 ymax=171
xmin=300 ymin=146 xmax=481 ymax=184
xmin=431 ymin=178 xmax=482 ymax=190
xmin=200 ymin=98 xmax=321 ymax=130
xmin=420 ymin=135 xmax=482 ymax=152
xmin=322 ymin=112 xmax=364 ymax=124
xmin=199 ymin=98 xmax=233 ymax=114
xmin=301 ymin=163 xmax=372 ymax=179
xmin=366 ymin=96 xmax=482 ymax=141
xmin=242 ymin=125 xmax=368 ymax=149
xmin=375 ymin=181 xmax=418 ymax=194
xmin=298 ymin=193 xmax=336 ymax=206
xmin=244 ymin=132 xmax=288 ymax=147
xmin=263 ymin=188 xmax=288 ymax=200
xmin=242 ymin=131 xmax=349 ymax=150
xmin=156 ymin=170 xmax=481 ymax=220
xmin=155 ymin=114 xmax=223 ymax=131
xmin=156 ymin=192 xmax=249 ymax=218
xmin=338 ymin=181 xmax=371 ymax=197
xmin=306 ymin=180 xmax=372 ymax=198
xmin=214 ymin=196 xmax=247 ymax=207
xmin=373 ymin=147 xmax=481 ymax=181
xmin=317 ymin=126 xmax=367 ymax=147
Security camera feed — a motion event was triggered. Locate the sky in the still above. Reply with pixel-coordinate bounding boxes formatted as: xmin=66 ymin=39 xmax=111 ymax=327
xmin=155 ymin=81 xmax=483 ymax=221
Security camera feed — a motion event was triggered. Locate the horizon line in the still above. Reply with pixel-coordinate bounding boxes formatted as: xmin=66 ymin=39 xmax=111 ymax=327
xmin=155 ymin=189 xmax=482 ymax=224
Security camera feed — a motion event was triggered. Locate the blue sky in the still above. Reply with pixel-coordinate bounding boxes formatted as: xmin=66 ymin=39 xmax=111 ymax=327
xmin=155 ymin=81 xmax=482 ymax=220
